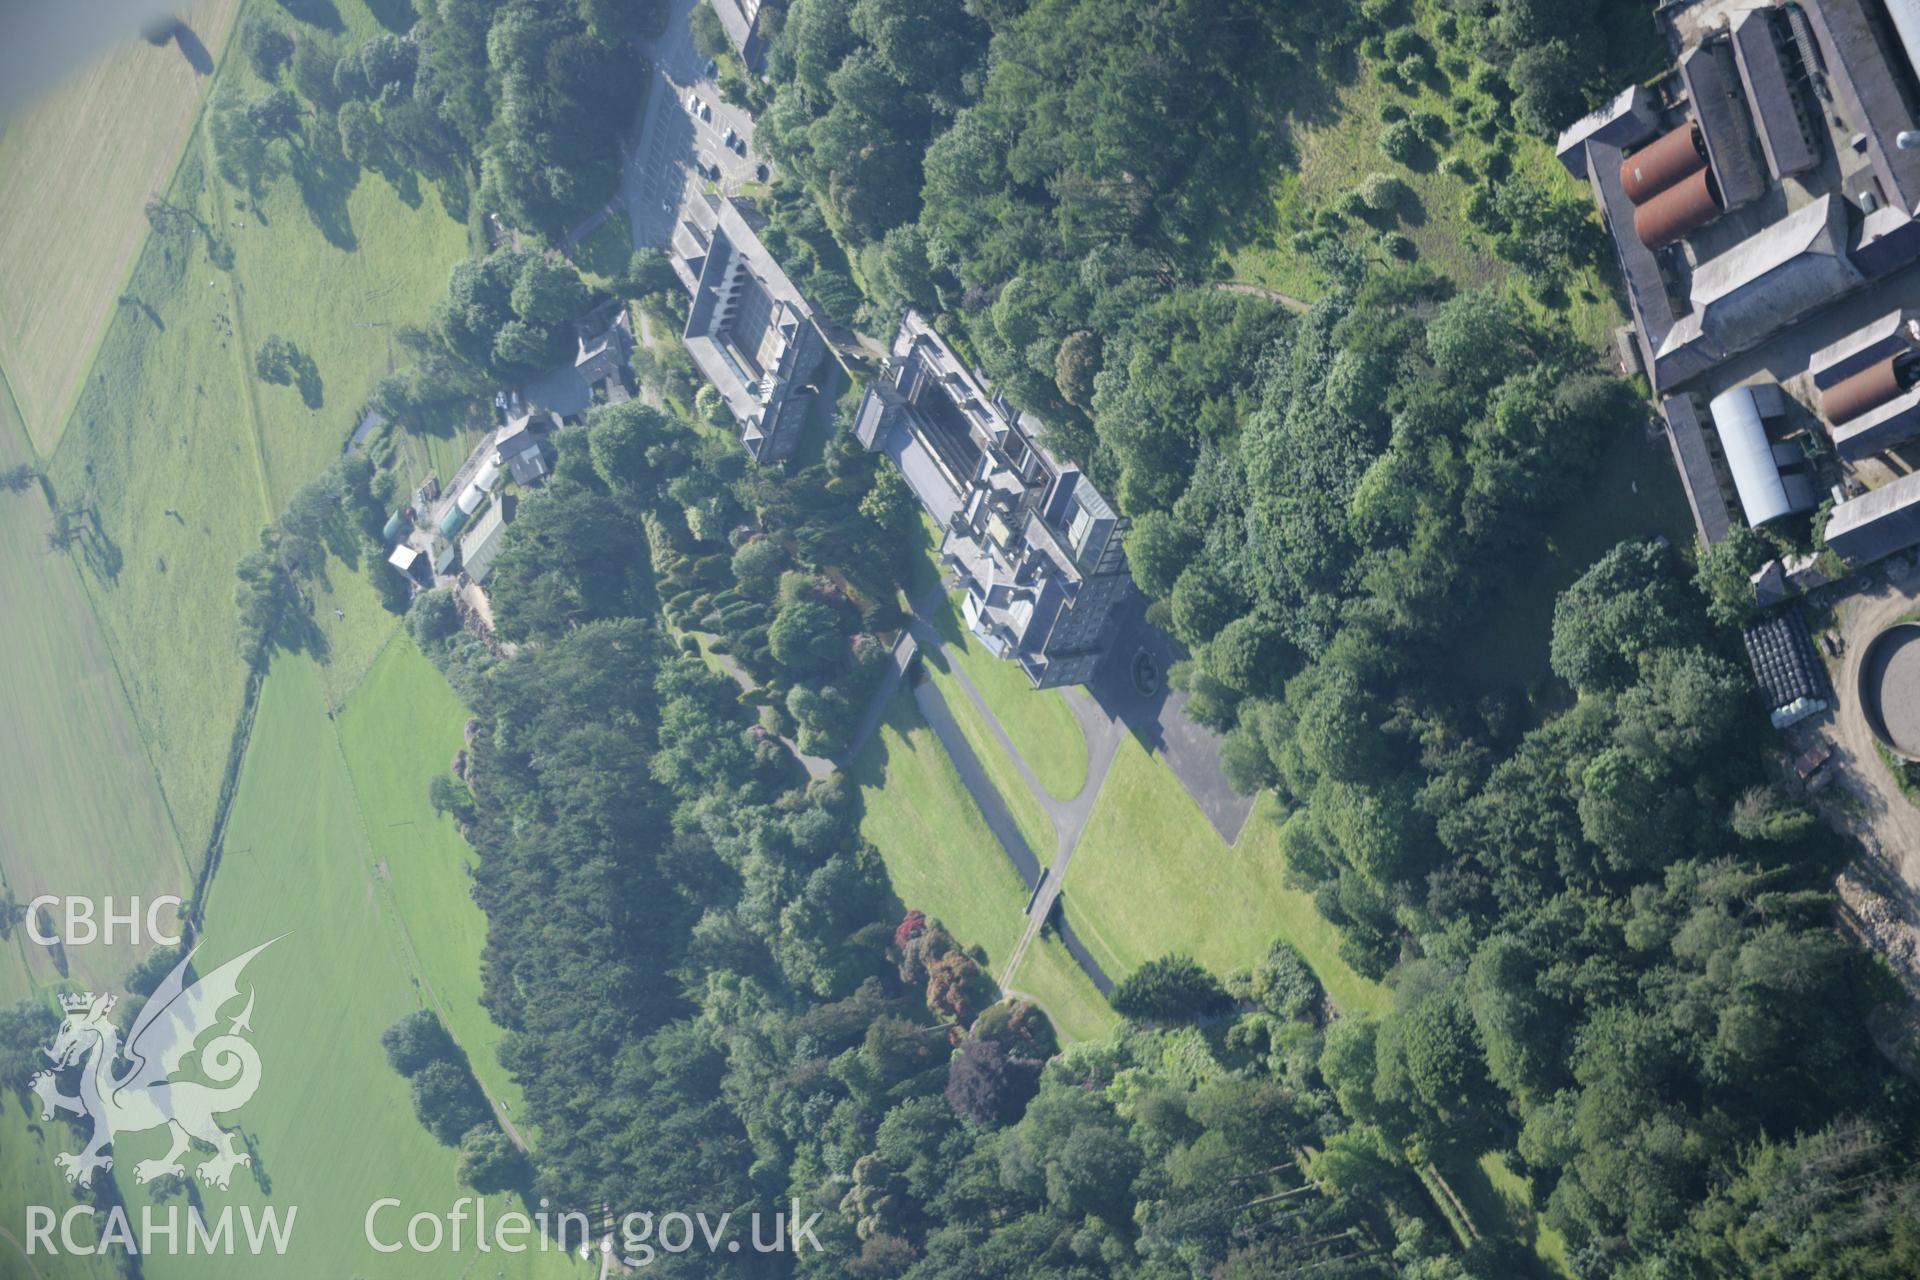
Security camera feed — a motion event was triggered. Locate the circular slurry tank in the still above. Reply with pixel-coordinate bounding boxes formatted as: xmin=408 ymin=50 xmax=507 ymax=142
xmin=1859 ymin=622 xmax=1920 ymax=761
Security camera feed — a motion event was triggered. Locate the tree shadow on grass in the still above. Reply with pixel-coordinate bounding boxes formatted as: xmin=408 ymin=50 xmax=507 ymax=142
xmin=373 ymin=154 xmax=423 ymax=210
xmin=295 ymin=355 xmax=324 ymax=410
xmin=291 ymin=129 xmax=360 ymax=251
xmin=274 ymin=0 xmax=343 ymax=33
xmin=365 ymin=0 xmax=417 ymax=33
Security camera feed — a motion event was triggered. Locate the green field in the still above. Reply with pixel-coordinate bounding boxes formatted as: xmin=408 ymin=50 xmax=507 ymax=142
xmin=203 ymin=30 xmax=473 ymax=502
xmin=1062 ymin=736 xmax=1390 ymax=1017
xmin=336 ymin=635 xmax=528 ymax=1123
xmin=41 ymin=0 xmax=473 ymax=863
xmin=909 ymin=516 xmax=1091 ymax=801
xmin=0 ymin=0 xmax=242 ymax=451
xmin=0 ymin=378 xmax=190 ymax=996
xmin=927 ymin=590 xmax=1089 ymax=800
xmin=104 ymin=655 xmax=578 ymax=1280
xmin=856 ymin=693 xmax=1029 ymax=968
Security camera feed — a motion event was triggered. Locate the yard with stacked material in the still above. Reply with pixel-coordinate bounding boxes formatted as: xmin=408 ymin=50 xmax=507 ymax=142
xmin=0 ymin=379 xmax=190 ymax=997
xmin=40 ymin=0 xmax=471 ymax=864
xmin=0 ymin=0 xmax=242 ymax=450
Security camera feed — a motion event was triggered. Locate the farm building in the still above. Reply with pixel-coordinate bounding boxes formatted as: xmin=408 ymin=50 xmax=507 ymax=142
xmin=459 ymin=500 xmax=512 ymax=584
xmin=387 ymin=543 xmax=428 ymax=587
xmin=1823 ymin=468 xmax=1920 ymax=563
xmin=1557 ymin=0 xmax=1920 ymax=560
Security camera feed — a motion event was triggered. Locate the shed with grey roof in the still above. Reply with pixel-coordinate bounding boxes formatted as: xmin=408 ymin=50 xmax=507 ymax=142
xmin=1660 ymin=395 xmax=1735 ymax=546
xmin=1666 ymin=194 xmax=1861 ymax=362
xmin=459 ymin=499 xmax=512 ymax=584
xmin=1730 ymin=7 xmax=1818 ymax=181
xmin=1824 ymin=469 xmax=1920 ymax=564
xmin=1680 ymin=38 xmax=1769 ymax=212
xmin=1554 ymin=85 xmax=1662 ymax=178
xmin=1809 ymin=309 xmax=1917 ymax=388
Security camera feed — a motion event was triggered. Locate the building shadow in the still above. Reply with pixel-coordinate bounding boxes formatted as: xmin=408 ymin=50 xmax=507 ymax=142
xmin=1086 ymin=594 xmax=1256 ymax=845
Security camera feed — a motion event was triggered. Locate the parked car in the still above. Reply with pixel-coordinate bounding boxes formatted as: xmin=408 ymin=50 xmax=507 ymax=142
xmin=731 ymin=134 xmax=748 ymax=155
xmin=720 ymin=127 xmax=737 ymax=149
xmin=704 ymin=58 xmax=717 ymax=78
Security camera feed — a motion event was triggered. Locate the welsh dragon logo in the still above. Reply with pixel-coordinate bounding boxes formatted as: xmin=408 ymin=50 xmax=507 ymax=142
xmin=29 ymin=938 xmax=281 ymax=1191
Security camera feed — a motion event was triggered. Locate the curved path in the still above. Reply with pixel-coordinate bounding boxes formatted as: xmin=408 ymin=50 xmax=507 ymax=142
xmin=899 ymin=602 xmax=1127 ymax=991
xmin=1822 ymin=571 xmax=1920 ymax=989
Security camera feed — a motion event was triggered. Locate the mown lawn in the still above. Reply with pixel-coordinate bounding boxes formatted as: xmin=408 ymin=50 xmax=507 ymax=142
xmin=856 ymin=691 xmax=1121 ymax=1041
xmin=121 ymin=655 xmax=577 ymax=1280
xmin=0 ymin=0 xmax=242 ymax=451
xmin=1061 ymin=736 xmax=1390 ymax=1017
xmin=336 ymin=634 xmax=527 ymax=1122
xmin=909 ymin=513 xmax=1090 ymax=801
xmin=855 ymin=690 xmax=1029 ymax=971
xmin=1008 ymin=933 xmax=1120 ymax=1045
xmin=1450 ymin=1152 xmax=1575 ymax=1279
xmin=927 ymin=590 xmax=1090 ymax=800
xmin=918 ymin=646 xmax=1057 ymax=861
xmin=0 ymin=382 xmax=191 ymax=995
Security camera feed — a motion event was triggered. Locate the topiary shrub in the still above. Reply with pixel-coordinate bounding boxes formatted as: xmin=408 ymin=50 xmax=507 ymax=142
xmin=1377 ymin=230 xmax=1418 ymax=260
xmin=1360 ymin=172 xmax=1410 ymax=213
xmin=1379 ymin=120 xmax=1422 ymax=164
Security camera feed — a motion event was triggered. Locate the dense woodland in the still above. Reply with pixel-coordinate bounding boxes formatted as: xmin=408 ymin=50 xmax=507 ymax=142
xmin=43 ymin=0 xmax=1915 ymax=1275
